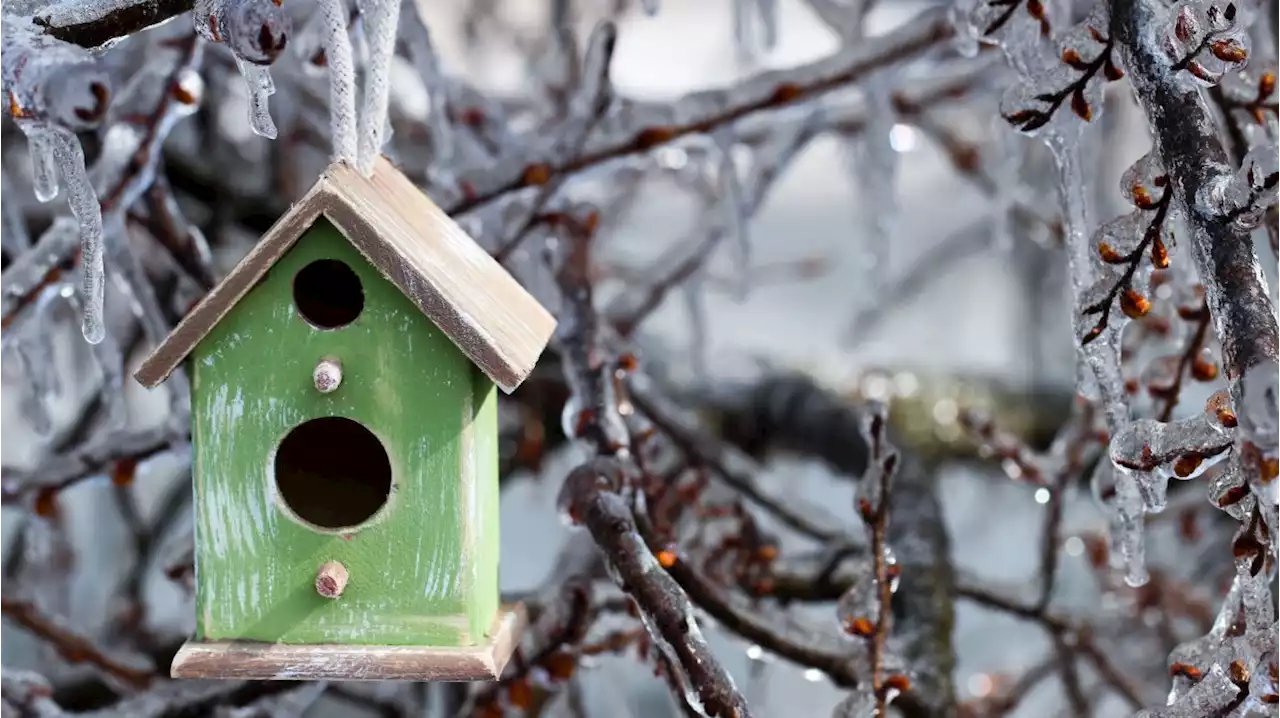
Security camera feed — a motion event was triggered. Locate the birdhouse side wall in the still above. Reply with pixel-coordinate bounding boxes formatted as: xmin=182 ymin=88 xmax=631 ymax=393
xmin=465 ymin=372 xmax=500 ymax=645
xmin=188 ymin=218 xmax=498 ymax=647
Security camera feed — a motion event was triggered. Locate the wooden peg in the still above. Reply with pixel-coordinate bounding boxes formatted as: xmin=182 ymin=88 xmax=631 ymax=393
xmin=316 ymin=560 xmax=349 ymax=598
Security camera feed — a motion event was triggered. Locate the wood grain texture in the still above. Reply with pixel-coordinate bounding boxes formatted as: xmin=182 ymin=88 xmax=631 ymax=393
xmin=171 ymin=604 xmax=527 ymax=681
xmin=135 ymin=157 xmax=557 ymax=394
xmin=190 ymin=222 xmax=494 ymax=646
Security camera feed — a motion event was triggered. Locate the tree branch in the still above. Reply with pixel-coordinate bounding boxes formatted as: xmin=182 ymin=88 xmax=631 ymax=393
xmin=558 ymin=458 xmax=753 ymax=718
xmin=32 ymin=0 xmax=196 ymax=50
xmin=1112 ymin=0 xmax=1279 ymax=386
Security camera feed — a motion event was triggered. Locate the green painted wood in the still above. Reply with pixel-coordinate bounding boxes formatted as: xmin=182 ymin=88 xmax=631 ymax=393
xmin=467 ymin=374 xmax=500 ymax=642
xmin=190 ymin=218 xmax=500 ymax=646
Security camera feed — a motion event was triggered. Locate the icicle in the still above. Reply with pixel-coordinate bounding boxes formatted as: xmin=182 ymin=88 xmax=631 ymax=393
xmin=194 ymin=0 xmax=288 ymax=137
xmin=576 ymin=21 xmax=616 ymax=115
xmin=1110 ymin=413 xmax=1233 ymax=478
xmin=989 ymin=121 xmax=1024 ymax=253
xmin=5 ymin=333 xmax=54 ymax=437
xmin=548 ymin=20 xmax=616 ymax=160
xmin=683 ymin=271 xmax=709 ymax=381
xmin=848 ymin=71 xmax=900 ymax=287
xmin=755 ymin=0 xmax=779 ymax=50
xmin=319 ymin=0 xmax=359 ymax=162
xmin=399 ymin=0 xmax=454 ymax=165
xmin=356 ymin=0 xmax=400 ymax=172
xmin=234 ymin=58 xmax=277 ymax=139
xmin=1053 ymin=135 xmax=1129 ymax=430
xmin=1106 ymin=464 xmax=1151 ymax=587
xmin=27 ymin=128 xmax=61 ymax=202
xmin=41 ymin=127 xmax=106 ymax=344
xmin=713 ymin=129 xmax=751 ymax=300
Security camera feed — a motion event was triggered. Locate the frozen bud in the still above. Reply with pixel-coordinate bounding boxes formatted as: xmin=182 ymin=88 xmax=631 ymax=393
xmin=171 ymin=68 xmax=205 ymax=114
xmin=1110 ymin=414 xmax=1233 ymax=479
xmin=313 ymin=358 xmax=342 ymax=393
xmin=41 ymin=66 xmax=111 ymax=130
xmin=1164 ymin=0 xmax=1250 ymax=86
xmin=1120 ymin=153 xmax=1168 ymax=210
xmin=227 ymin=0 xmax=291 ymax=65
xmin=835 ymin=558 xmax=880 ymax=636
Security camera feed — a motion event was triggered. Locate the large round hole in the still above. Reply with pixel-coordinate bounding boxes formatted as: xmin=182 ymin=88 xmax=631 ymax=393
xmin=274 ymin=417 xmax=392 ymax=530
xmin=293 ymin=259 xmax=364 ymax=329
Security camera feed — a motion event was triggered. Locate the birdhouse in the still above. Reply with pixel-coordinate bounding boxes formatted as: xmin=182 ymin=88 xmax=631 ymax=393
xmin=134 ymin=157 xmax=556 ymax=681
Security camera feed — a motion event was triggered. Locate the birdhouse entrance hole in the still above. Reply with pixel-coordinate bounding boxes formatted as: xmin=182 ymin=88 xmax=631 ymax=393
xmin=293 ymin=259 xmax=364 ymax=329
xmin=273 ymin=417 xmax=392 ymax=530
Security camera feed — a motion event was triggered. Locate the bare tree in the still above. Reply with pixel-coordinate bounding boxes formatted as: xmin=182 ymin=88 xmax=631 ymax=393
xmin=1 ymin=0 xmax=1276 ymax=717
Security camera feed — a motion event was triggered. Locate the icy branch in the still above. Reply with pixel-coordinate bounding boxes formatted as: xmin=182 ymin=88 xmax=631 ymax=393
xmin=1114 ymin=0 xmax=1279 ymax=387
xmin=448 ymin=7 xmax=954 ymax=214
xmin=30 ymin=0 xmax=195 ymax=49
xmin=558 ymin=459 xmax=753 ymax=718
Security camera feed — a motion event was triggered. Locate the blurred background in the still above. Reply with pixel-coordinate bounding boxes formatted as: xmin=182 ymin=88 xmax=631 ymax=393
xmin=3 ymin=0 xmax=1274 ymax=716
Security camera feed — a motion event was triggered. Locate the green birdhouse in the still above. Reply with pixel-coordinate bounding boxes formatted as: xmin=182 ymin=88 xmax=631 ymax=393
xmin=134 ymin=157 xmax=557 ymax=681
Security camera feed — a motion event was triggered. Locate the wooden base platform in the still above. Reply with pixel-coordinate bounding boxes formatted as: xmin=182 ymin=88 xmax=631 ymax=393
xmin=171 ymin=604 xmax=526 ymax=681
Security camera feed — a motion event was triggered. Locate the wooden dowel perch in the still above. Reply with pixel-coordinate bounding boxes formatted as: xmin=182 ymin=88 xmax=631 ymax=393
xmin=313 ymin=358 xmax=343 ymax=393
xmin=316 ymin=561 xmax=349 ymax=599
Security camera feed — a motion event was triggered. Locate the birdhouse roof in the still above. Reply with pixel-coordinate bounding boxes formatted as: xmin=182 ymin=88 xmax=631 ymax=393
xmin=134 ymin=157 xmax=557 ymax=394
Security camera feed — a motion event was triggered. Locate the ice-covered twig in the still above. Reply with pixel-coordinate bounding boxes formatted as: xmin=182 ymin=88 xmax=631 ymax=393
xmin=545 ymin=198 xmax=752 ymax=714
xmin=2 ymin=20 xmax=112 ymax=342
xmin=0 ymin=596 xmax=157 ymax=689
xmin=0 ymin=425 xmax=175 ymax=504
xmin=674 ymin=372 xmax=957 ymax=713
xmin=953 ymin=579 xmax=1149 ymax=708
xmin=492 ymin=22 xmax=617 ymax=262
xmin=558 ymin=458 xmax=754 ymax=718
xmin=2 ymin=32 xmax=203 ymax=337
xmin=30 ymin=0 xmax=196 ymax=49
xmin=628 ymin=382 xmax=848 ymax=542
xmin=1 ymin=669 xmax=65 ymax=716
xmin=1114 ymin=0 xmax=1279 ymax=390
xmin=449 ymin=8 xmax=954 ymax=214
xmin=838 ymin=402 xmax=906 ymax=716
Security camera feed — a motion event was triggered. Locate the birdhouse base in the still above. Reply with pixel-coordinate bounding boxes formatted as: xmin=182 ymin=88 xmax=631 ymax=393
xmin=170 ymin=604 xmax=526 ymax=681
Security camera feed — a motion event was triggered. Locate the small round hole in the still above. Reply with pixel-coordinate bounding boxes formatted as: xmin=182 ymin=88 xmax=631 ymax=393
xmin=274 ymin=417 xmax=392 ymax=530
xmin=293 ymin=259 xmax=364 ymax=329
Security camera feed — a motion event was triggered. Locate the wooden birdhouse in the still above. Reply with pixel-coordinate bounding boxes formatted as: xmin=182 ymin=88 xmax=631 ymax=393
xmin=134 ymin=157 xmax=556 ymax=681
